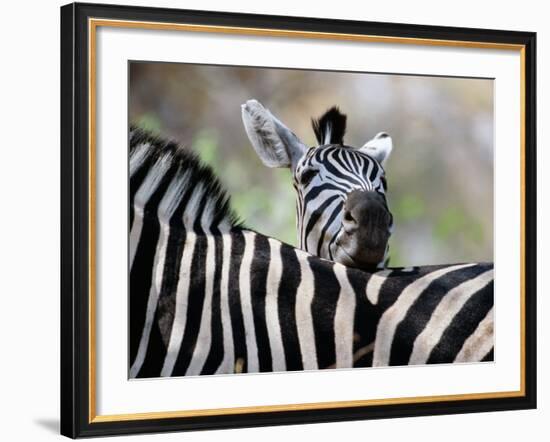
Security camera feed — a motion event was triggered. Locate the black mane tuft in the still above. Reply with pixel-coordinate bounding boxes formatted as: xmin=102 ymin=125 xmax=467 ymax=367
xmin=311 ymin=106 xmax=347 ymax=146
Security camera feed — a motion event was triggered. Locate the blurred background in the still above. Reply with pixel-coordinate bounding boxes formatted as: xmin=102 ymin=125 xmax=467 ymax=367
xmin=129 ymin=62 xmax=493 ymax=266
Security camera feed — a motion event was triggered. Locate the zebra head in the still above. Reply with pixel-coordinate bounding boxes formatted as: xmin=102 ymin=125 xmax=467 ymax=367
xmin=241 ymin=99 xmax=393 ymax=270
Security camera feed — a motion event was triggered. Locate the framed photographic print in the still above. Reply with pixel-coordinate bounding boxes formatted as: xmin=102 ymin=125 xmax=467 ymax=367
xmin=60 ymin=2 xmax=537 ymax=438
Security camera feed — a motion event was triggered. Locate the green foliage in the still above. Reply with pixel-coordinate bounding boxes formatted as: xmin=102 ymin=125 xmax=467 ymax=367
xmin=434 ymin=207 xmax=466 ymax=239
xmin=393 ymin=194 xmax=425 ymax=221
xmin=135 ymin=113 xmax=162 ymax=135
xmin=434 ymin=207 xmax=485 ymax=245
xmin=192 ymin=129 xmax=220 ymax=172
xmin=387 ymin=240 xmax=403 ymax=267
xmin=230 ymin=168 xmax=297 ymax=246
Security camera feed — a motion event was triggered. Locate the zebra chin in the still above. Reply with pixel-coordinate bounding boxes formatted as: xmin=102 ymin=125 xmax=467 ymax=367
xmin=333 ymin=235 xmax=390 ymax=271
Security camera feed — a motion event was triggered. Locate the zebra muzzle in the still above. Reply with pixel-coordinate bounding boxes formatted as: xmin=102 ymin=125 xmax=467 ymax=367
xmin=335 ymin=190 xmax=392 ymax=269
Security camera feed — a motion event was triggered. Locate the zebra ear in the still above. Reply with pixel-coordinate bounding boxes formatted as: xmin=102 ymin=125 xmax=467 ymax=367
xmin=360 ymin=132 xmax=393 ymax=165
xmin=241 ymin=99 xmax=307 ymax=170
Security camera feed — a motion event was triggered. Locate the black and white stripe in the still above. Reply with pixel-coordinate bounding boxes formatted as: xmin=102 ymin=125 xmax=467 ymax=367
xmin=294 ymin=144 xmax=390 ymax=261
xmin=129 ymin=128 xmax=494 ymax=378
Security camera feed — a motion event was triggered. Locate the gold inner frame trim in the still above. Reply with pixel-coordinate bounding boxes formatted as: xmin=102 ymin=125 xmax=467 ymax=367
xmin=88 ymin=17 xmax=527 ymax=424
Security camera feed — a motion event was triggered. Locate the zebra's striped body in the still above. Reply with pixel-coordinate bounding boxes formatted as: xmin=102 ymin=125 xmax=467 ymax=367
xmin=129 ymin=128 xmax=494 ymax=378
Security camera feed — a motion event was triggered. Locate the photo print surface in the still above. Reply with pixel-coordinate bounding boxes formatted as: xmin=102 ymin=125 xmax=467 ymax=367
xmin=128 ymin=61 xmax=494 ymax=379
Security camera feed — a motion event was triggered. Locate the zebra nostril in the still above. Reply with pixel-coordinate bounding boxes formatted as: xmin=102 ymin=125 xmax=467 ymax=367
xmin=344 ymin=210 xmax=356 ymax=224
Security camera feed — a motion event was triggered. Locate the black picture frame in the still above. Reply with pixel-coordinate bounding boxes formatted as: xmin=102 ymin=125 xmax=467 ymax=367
xmin=60 ymin=2 xmax=537 ymax=438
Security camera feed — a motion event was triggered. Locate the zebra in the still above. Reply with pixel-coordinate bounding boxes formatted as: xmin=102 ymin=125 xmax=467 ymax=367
xmin=241 ymin=99 xmax=393 ymax=270
xmin=128 ymin=125 xmax=494 ymax=379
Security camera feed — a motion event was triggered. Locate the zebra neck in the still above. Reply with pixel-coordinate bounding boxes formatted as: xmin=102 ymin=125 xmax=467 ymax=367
xmin=130 ymin=128 xmax=242 ymax=239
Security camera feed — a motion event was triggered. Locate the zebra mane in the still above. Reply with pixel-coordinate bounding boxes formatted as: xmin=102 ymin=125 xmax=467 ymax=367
xmin=130 ymin=127 xmax=242 ymax=232
xmin=311 ymin=106 xmax=347 ymax=146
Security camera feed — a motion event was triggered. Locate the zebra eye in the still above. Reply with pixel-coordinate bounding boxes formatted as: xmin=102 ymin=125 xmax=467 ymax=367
xmin=299 ymin=168 xmax=318 ymax=185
